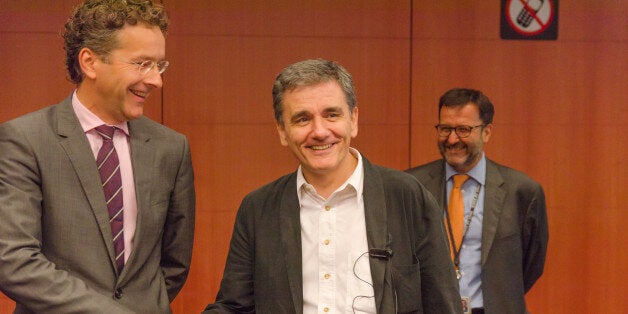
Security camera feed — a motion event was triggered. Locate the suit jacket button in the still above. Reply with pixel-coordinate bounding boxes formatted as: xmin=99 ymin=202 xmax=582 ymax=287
xmin=114 ymin=288 xmax=122 ymax=299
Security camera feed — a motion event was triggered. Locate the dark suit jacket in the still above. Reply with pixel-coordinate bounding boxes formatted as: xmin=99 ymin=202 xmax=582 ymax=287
xmin=406 ymin=159 xmax=548 ymax=314
xmin=204 ymin=157 xmax=461 ymax=314
xmin=0 ymin=96 xmax=196 ymax=313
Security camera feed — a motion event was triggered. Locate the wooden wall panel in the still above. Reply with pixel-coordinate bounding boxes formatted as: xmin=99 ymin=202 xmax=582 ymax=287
xmin=410 ymin=1 xmax=627 ymax=313
xmin=0 ymin=2 xmax=74 ymax=122
xmin=166 ymin=0 xmax=409 ymax=38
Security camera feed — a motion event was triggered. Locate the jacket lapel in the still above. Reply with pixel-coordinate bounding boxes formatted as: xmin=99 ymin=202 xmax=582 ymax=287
xmin=426 ymin=161 xmax=447 ymax=210
xmin=427 ymin=159 xmax=506 ymax=266
xmin=55 ymin=99 xmax=118 ymax=270
xmin=481 ymin=160 xmax=506 ymax=265
xmin=279 ymin=173 xmax=304 ymax=314
xmin=120 ymin=118 xmax=155 ymax=280
xmin=361 ymin=158 xmax=389 ymax=310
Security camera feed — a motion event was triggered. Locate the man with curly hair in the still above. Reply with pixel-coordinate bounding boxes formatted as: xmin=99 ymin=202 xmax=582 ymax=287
xmin=0 ymin=1 xmax=195 ymax=313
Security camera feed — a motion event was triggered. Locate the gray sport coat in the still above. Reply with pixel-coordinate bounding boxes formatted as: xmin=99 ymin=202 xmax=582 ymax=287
xmin=406 ymin=159 xmax=548 ymax=314
xmin=0 ymin=96 xmax=195 ymax=313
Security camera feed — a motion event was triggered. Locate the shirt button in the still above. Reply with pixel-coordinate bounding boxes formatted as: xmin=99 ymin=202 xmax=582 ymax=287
xmin=324 ymin=239 xmax=330 ymax=245
xmin=325 ymin=205 xmax=331 ymax=211
xmin=113 ymin=288 xmax=122 ymax=299
xmin=324 ymin=273 xmax=330 ymax=279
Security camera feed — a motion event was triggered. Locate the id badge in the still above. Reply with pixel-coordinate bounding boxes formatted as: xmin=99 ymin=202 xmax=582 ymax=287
xmin=461 ymin=296 xmax=471 ymax=314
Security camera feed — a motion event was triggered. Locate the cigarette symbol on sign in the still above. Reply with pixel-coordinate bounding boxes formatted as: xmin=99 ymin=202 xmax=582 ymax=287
xmin=516 ymin=0 xmax=545 ymax=28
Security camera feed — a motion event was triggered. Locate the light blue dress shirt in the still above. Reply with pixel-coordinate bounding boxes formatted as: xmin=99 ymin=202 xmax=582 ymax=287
xmin=445 ymin=154 xmax=486 ymax=309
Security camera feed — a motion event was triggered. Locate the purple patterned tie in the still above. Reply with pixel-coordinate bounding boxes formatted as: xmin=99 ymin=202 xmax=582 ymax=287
xmin=95 ymin=125 xmax=124 ymax=273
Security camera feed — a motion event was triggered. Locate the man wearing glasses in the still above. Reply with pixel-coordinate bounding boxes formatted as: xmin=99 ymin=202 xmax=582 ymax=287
xmin=406 ymin=88 xmax=548 ymax=314
xmin=0 ymin=1 xmax=195 ymax=313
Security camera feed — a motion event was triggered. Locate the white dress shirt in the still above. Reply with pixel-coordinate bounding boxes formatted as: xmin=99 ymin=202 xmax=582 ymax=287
xmin=298 ymin=148 xmax=376 ymax=314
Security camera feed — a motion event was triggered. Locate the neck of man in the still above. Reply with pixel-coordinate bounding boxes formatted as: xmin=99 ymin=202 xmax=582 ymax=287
xmin=303 ymin=153 xmax=358 ymax=199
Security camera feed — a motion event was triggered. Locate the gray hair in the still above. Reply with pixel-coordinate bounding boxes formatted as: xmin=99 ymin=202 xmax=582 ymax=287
xmin=272 ymin=59 xmax=357 ymax=124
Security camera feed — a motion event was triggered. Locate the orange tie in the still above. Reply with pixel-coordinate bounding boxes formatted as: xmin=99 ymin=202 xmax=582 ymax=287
xmin=447 ymin=174 xmax=469 ymax=261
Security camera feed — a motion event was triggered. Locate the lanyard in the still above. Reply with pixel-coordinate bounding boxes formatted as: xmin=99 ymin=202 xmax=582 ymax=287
xmin=445 ymin=183 xmax=481 ymax=272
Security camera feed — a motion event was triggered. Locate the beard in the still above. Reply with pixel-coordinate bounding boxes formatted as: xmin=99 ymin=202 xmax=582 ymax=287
xmin=438 ymin=141 xmax=481 ymax=173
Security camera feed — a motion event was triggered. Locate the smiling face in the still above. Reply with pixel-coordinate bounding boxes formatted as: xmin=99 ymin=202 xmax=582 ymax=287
xmin=277 ymin=80 xmax=358 ymax=182
xmin=78 ymin=23 xmax=166 ymax=124
xmin=437 ymin=102 xmax=492 ymax=173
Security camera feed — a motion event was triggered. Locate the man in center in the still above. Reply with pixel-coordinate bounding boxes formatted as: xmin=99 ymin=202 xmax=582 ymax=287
xmin=203 ymin=59 xmax=461 ymax=313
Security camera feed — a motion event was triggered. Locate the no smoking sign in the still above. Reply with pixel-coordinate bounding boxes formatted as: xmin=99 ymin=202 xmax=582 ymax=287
xmin=501 ymin=0 xmax=558 ymax=40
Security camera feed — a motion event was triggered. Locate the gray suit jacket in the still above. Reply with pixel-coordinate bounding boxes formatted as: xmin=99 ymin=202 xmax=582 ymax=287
xmin=406 ymin=159 xmax=548 ymax=314
xmin=204 ymin=157 xmax=461 ymax=314
xmin=0 ymin=96 xmax=195 ymax=313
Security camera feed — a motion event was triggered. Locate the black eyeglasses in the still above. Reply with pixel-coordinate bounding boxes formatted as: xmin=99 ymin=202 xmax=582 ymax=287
xmin=435 ymin=124 xmax=485 ymax=138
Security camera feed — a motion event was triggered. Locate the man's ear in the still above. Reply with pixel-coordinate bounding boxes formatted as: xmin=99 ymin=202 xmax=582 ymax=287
xmin=350 ymin=106 xmax=359 ymax=138
xmin=78 ymin=48 xmax=99 ymax=80
xmin=482 ymin=123 xmax=493 ymax=143
xmin=276 ymin=122 xmax=288 ymax=147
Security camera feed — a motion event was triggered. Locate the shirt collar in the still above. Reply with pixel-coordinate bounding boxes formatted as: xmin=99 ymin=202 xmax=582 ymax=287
xmin=445 ymin=152 xmax=486 ymax=185
xmin=71 ymin=90 xmax=129 ymax=136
